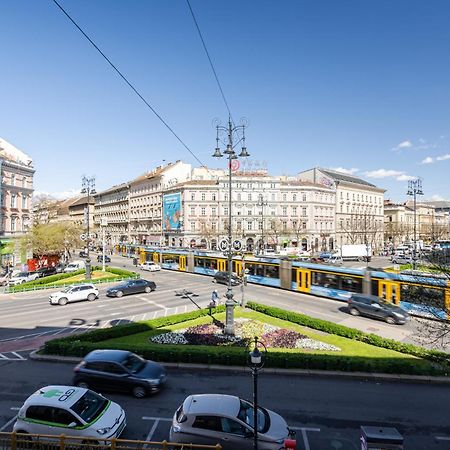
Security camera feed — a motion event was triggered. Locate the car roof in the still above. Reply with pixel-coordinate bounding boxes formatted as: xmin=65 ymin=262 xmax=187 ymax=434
xmin=183 ymin=394 xmax=240 ymax=417
xmin=24 ymin=386 xmax=87 ymax=408
xmin=352 ymin=293 xmax=382 ymax=302
xmin=84 ymin=349 xmax=131 ymax=363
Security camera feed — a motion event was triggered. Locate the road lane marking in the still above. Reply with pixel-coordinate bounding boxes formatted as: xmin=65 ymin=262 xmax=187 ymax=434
xmin=0 ymin=415 xmax=17 ymax=432
xmin=289 ymin=427 xmax=320 ymax=450
xmin=11 ymin=352 xmax=24 ymax=360
xmin=10 ymin=407 xmax=20 ymax=411
xmin=143 ymin=419 xmax=160 ymax=447
xmin=436 ymin=436 xmax=450 ymax=441
xmin=142 ymin=417 xmax=172 ymax=421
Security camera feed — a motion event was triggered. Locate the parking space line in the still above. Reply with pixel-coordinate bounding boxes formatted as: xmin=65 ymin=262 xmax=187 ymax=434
xmin=0 ymin=415 xmax=17 ymax=432
xmin=143 ymin=419 xmax=160 ymax=447
xmin=436 ymin=436 xmax=450 ymax=441
xmin=289 ymin=427 xmax=320 ymax=450
xmin=10 ymin=352 xmax=24 ymax=360
xmin=142 ymin=416 xmax=172 ymax=422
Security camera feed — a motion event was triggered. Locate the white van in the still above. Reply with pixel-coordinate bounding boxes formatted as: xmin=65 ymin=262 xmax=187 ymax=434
xmin=63 ymin=260 xmax=86 ymax=273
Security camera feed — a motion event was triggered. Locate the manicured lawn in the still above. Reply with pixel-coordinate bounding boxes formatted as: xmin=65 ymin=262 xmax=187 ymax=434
xmin=102 ymin=309 xmax=421 ymax=360
xmin=51 ymin=270 xmax=120 ymax=285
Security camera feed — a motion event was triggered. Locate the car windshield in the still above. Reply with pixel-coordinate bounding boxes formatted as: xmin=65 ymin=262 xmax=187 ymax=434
xmin=122 ymin=353 xmax=146 ymax=373
xmin=237 ymin=399 xmax=268 ymax=433
xmin=61 ymin=287 xmax=73 ymax=293
xmin=70 ymin=390 xmax=108 ymax=424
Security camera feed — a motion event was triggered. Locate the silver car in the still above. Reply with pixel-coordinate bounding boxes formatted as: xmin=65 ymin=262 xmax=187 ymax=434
xmin=169 ymin=394 xmax=293 ymax=450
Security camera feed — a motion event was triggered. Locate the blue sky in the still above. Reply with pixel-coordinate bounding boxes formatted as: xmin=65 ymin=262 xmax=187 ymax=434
xmin=1 ymin=0 xmax=449 ymax=202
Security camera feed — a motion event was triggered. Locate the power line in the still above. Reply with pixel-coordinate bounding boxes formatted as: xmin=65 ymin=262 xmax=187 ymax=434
xmin=51 ymin=0 xmax=206 ymax=168
xmin=186 ymin=0 xmax=234 ymax=124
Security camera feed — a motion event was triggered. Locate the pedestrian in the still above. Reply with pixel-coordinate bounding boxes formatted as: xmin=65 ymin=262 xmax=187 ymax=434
xmin=211 ymin=290 xmax=219 ymax=306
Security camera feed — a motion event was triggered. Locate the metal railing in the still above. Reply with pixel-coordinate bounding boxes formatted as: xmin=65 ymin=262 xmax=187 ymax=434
xmin=0 ymin=432 xmax=221 ymax=450
xmin=4 ymin=275 xmax=140 ymax=294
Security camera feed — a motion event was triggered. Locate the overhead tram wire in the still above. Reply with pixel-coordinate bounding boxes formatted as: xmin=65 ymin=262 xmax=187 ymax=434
xmin=51 ymin=0 xmax=206 ymax=169
xmin=185 ymin=0 xmax=235 ymax=125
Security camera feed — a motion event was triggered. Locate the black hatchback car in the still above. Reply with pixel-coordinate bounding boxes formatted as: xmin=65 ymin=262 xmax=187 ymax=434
xmin=97 ymin=254 xmax=111 ymax=263
xmin=73 ymin=349 xmax=167 ymax=398
xmin=106 ymin=279 xmax=156 ymax=297
xmin=347 ymin=294 xmax=409 ymax=325
xmin=213 ymin=271 xmax=241 ymax=286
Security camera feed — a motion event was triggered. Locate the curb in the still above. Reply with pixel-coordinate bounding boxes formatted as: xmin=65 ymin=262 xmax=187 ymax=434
xmin=29 ymin=350 xmax=450 ymax=385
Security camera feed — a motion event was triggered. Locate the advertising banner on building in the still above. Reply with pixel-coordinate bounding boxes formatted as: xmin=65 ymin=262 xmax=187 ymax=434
xmin=163 ymin=193 xmax=182 ymax=231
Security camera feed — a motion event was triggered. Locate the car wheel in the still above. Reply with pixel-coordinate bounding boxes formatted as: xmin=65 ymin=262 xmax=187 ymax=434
xmin=58 ymin=297 xmax=68 ymax=306
xmin=349 ymin=307 xmax=360 ymax=316
xmin=76 ymin=380 xmax=90 ymax=389
xmin=87 ymin=293 xmax=96 ymax=301
xmin=212 ymin=279 xmax=217 ymax=283
xmin=385 ymin=316 xmax=396 ymax=325
xmin=132 ymin=385 xmax=147 ymax=398
xmin=116 ymin=291 xmax=123 ymax=298
xmin=144 ymin=286 xmax=151 ymax=293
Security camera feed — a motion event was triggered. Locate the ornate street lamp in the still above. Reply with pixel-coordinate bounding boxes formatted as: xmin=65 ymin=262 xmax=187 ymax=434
xmin=81 ymin=176 xmax=96 ymax=280
xmin=212 ymin=117 xmax=249 ymax=335
xmin=247 ymin=336 xmax=267 ymax=450
xmin=407 ymin=179 xmax=424 ymax=270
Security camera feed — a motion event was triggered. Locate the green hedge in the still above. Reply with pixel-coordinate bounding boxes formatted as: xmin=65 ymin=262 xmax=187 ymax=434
xmin=245 ymin=302 xmax=450 ymax=366
xmin=7 ymin=266 xmax=139 ymax=293
xmin=40 ymin=303 xmax=450 ymax=376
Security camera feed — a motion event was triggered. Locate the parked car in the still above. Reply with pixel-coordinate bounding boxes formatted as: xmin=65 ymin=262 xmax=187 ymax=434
xmin=327 ymin=255 xmax=343 ymax=265
xmin=213 ymin=271 xmax=241 ymax=286
xmin=347 ymin=294 xmax=409 ymax=325
xmin=64 ymin=260 xmax=86 ymax=272
xmin=106 ymin=279 xmax=156 ymax=297
xmin=97 ymin=255 xmax=111 ymax=263
xmin=170 ymin=394 xmax=293 ymax=449
xmin=13 ymin=385 xmax=126 ymax=444
xmin=73 ymin=350 xmax=167 ymax=398
xmin=139 ymin=261 xmax=161 ymax=272
xmin=79 ymin=250 xmax=88 ymax=258
xmin=8 ymin=271 xmax=40 ymax=285
xmin=49 ymin=284 xmax=99 ymax=306
xmin=36 ymin=266 xmax=58 ymax=278
xmin=0 ymin=272 xmax=11 ymax=286
xmin=391 ymin=256 xmax=412 ymax=265
xmin=54 ymin=263 xmax=67 ymax=273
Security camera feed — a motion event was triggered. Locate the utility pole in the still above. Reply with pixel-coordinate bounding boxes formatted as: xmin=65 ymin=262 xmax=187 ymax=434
xmin=407 ymin=179 xmax=424 ymax=270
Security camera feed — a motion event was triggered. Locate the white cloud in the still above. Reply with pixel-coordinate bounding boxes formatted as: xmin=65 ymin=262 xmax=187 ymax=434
xmin=329 ymin=167 xmax=359 ymax=175
xmin=396 ymin=174 xmax=417 ymax=181
xmin=397 ymin=140 xmax=412 ymax=149
xmin=436 ymin=153 xmax=450 ymax=161
xmin=364 ymin=169 xmax=404 ymax=178
xmin=428 ymin=194 xmax=446 ymax=201
xmin=33 ymin=189 xmax=81 ymax=200
xmin=421 ymin=156 xmax=434 ymax=164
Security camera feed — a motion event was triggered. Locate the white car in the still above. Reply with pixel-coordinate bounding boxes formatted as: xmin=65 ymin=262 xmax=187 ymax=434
xmin=139 ymin=261 xmax=161 ymax=272
xmin=64 ymin=260 xmax=86 ymax=272
xmin=49 ymin=284 xmax=99 ymax=306
xmin=14 ymin=385 xmax=126 ymax=445
xmin=8 ymin=271 xmax=40 ymax=285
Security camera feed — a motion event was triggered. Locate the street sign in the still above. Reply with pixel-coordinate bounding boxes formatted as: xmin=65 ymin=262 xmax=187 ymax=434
xmin=219 ymin=239 xmax=229 ymax=252
xmin=80 ymin=233 xmax=87 ymax=241
xmin=233 ymin=240 xmax=242 ymax=251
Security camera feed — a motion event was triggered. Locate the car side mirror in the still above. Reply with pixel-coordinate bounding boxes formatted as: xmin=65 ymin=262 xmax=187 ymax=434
xmin=244 ymin=429 xmax=254 ymax=438
xmin=371 ymin=302 xmax=381 ymax=308
xmin=68 ymin=422 xmax=77 ymax=428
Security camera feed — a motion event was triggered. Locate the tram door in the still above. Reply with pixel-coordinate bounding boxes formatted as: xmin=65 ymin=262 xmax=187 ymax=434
xmin=153 ymin=252 xmax=159 ymax=264
xmin=379 ymin=281 xmax=400 ymax=304
xmin=234 ymin=260 xmax=242 ymax=276
xmin=218 ymin=259 xmax=227 ymax=272
xmin=139 ymin=249 xmax=146 ymax=265
xmin=179 ymin=255 xmax=186 ymax=271
xmin=296 ymin=269 xmax=311 ymax=293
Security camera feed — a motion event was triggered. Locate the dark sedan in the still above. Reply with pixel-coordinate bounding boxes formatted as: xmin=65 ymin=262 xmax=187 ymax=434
xmin=73 ymin=349 xmax=166 ymax=398
xmin=36 ymin=266 xmax=57 ymax=278
xmin=213 ymin=271 xmax=241 ymax=286
xmin=106 ymin=279 xmax=156 ymax=297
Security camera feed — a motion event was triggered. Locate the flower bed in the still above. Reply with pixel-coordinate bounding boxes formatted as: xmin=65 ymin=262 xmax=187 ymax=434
xmin=150 ymin=318 xmax=341 ymax=351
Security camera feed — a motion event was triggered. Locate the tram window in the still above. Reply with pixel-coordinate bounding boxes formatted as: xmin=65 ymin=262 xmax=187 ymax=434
xmin=265 ymin=265 xmax=279 ymax=278
xmin=341 ymin=277 xmax=362 ymax=293
xmin=322 ymin=274 xmax=339 ymax=289
xmin=247 ymin=264 xmax=256 ymax=276
xmin=291 ymin=269 xmax=298 ymax=283
xmin=255 ymin=264 xmax=265 ymax=276
xmin=371 ymin=281 xmax=379 ymax=296
xmin=195 ymin=258 xmax=204 ymax=268
xmin=400 ymin=284 xmax=445 ymax=310
xmin=205 ymin=259 xmax=217 ymax=270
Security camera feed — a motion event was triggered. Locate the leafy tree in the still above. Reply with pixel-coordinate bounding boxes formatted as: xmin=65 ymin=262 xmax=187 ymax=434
xmin=21 ymin=222 xmax=83 ymax=265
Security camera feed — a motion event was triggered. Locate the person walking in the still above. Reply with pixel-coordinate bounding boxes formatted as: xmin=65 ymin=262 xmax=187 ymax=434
xmin=211 ymin=289 xmax=219 ymax=306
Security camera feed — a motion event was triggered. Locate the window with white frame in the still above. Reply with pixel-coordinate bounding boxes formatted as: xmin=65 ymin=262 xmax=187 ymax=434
xmin=190 ymin=221 xmax=196 ymax=231
xmin=11 ymin=194 xmax=17 ymax=208
xmin=211 ymin=207 xmax=217 ymax=216
xmin=292 ymin=206 xmax=297 ymax=215
xmin=247 ymin=221 xmax=253 ymax=230
xmin=22 ymin=177 xmax=26 ymax=188
xmin=201 ymin=193 xmax=206 ymax=201
xmin=282 ymin=207 xmax=287 ymax=215
xmin=201 ymin=207 xmax=206 ymax=216
xmin=11 ymin=216 xmax=17 ymax=232
xmin=22 ymin=195 xmax=27 ymax=209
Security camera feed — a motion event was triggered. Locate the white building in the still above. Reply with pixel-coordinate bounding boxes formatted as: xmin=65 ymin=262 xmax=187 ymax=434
xmin=298 ymin=168 xmax=385 ymax=252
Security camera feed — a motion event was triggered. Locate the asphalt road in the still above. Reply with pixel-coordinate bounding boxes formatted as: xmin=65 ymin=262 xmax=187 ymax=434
xmin=0 ymin=253 xmax=429 ymax=355
xmin=0 ymin=359 xmax=449 ymax=449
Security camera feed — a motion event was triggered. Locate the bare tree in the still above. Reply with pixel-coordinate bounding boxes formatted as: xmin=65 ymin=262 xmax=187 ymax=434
xmin=340 ymin=212 xmax=384 ymax=253
xmin=266 ymin=218 xmax=284 ymax=249
xmin=403 ymin=250 xmax=450 ymax=349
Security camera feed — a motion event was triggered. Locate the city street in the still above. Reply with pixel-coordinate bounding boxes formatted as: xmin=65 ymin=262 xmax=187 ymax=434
xmin=0 ymin=253 xmax=424 ymax=356
xmin=0 ymin=359 xmax=449 ymax=449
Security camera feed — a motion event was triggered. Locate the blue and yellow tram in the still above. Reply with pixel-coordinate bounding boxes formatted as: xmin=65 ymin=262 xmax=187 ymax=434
xmin=124 ymin=244 xmax=449 ymax=319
